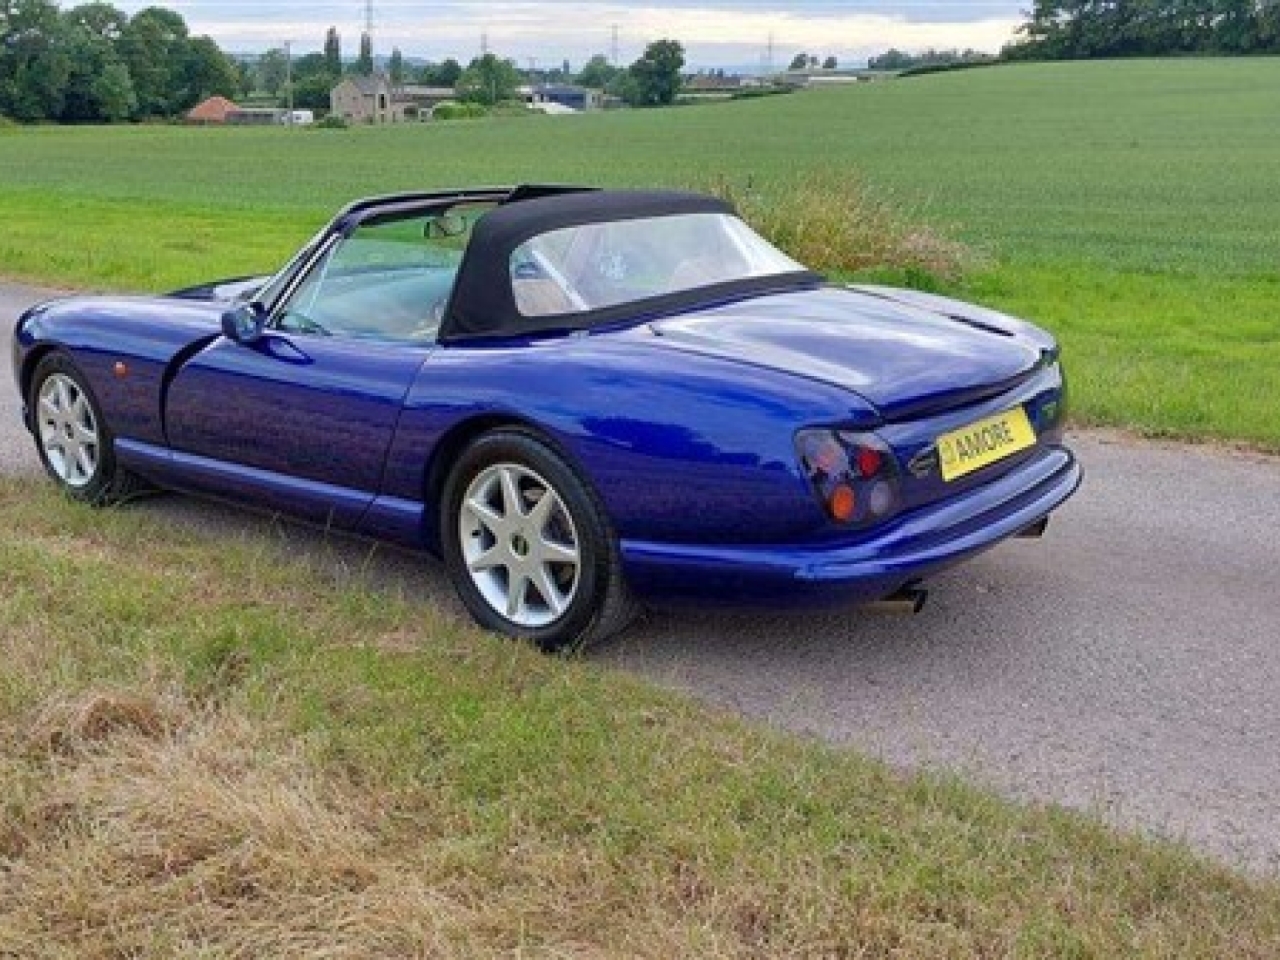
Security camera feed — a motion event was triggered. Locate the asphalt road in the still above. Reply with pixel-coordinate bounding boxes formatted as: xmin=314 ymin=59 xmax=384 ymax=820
xmin=4 ymin=283 xmax=1278 ymax=874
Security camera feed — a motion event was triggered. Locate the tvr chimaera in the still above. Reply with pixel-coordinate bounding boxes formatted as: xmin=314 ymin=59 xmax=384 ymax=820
xmin=12 ymin=186 xmax=1081 ymax=648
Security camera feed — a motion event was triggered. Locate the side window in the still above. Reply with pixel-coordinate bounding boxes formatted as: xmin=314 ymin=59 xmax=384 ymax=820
xmin=277 ymin=202 xmax=493 ymax=342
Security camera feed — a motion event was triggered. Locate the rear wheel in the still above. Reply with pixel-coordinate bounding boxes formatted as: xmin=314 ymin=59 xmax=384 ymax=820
xmin=29 ymin=352 xmax=145 ymax=505
xmin=441 ymin=430 xmax=637 ymax=651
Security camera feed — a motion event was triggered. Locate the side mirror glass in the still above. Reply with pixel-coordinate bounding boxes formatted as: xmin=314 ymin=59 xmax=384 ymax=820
xmin=221 ymin=302 xmax=266 ymax=344
xmin=424 ymin=213 xmax=468 ymax=240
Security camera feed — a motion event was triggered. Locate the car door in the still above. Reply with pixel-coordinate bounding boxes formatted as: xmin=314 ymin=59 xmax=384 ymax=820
xmin=163 ymin=204 xmax=486 ymax=527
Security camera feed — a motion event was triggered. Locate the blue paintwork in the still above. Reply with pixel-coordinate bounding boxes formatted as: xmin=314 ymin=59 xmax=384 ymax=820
xmin=165 ymin=334 xmax=429 ymax=495
xmin=12 ymin=206 xmax=1080 ymax=611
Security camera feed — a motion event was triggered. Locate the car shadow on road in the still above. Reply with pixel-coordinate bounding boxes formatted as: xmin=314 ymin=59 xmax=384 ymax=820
xmin=129 ymin=488 xmax=1031 ymax=679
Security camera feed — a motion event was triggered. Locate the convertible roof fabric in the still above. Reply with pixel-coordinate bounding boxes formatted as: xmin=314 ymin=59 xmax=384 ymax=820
xmin=439 ymin=190 xmax=822 ymax=342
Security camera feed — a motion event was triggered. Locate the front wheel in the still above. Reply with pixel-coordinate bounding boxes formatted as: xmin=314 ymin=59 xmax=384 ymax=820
xmin=29 ymin=352 xmax=145 ymax=505
xmin=441 ymin=430 xmax=636 ymax=651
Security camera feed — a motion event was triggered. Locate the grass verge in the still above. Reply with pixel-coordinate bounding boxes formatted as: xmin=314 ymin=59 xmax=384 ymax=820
xmin=1 ymin=478 xmax=1279 ymax=957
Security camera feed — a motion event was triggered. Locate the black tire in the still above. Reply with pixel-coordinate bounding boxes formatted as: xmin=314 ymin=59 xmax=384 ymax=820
xmin=28 ymin=352 xmax=147 ymax=505
xmin=440 ymin=429 xmax=638 ymax=652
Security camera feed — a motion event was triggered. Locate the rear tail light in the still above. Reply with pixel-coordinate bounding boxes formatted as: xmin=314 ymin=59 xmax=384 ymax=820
xmin=797 ymin=430 xmax=903 ymax=528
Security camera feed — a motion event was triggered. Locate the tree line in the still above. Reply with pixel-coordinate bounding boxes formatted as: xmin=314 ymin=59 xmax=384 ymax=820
xmin=869 ymin=48 xmax=995 ymax=71
xmin=1007 ymin=1 xmax=1280 ymax=59
xmin=0 ymin=0 xmax=238 ymax=122
xmin=2 ymin=0 xmax=689 ymax=125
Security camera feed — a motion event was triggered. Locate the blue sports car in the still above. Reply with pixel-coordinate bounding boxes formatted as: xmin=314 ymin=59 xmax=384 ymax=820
xmin=11 ymin=186 xmax=1080 ymax=649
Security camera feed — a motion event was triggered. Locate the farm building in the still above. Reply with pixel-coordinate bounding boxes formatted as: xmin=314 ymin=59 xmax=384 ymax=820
xmin=331 ymin=74 xmax=408 ymax=123
xmin=186 ymin=96 xmax=239 ymax=124
xmin=784 ymin=68 xmax=894 ymax=86
xmin=226 ymin=107 xmax=287 ymax=126
xmin=394 ymin=85 xmax=458 ymax=119
xmin=527 ymin=84 xmax=601 ymax=112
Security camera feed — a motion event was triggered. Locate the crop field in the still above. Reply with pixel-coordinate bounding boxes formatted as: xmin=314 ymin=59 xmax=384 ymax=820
xmin=1 ymin=57 xmax=1278 ymax=446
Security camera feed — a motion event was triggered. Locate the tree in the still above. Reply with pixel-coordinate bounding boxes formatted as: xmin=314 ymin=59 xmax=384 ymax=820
xmin=63 ymin=1 xmax=127 ymax=42
xmin=118 ymin=5 xmax=190 ymax=116
xmin=255 ymin=47 xmax=288 ymax=96
xmin=323 ymin=25 xmax=340 ymax=76
xmin=59 ymin=19 xmax=135 ymax=121
xmin=420 ymin=58 xmax=462 ymax=86
xmin=456 ymin=52 xmax=520 ymax=105
xmin=389 ymin=46 xmax=404 ymax=86
xmin=1005 ymin=0 xmax=1280 ymax=60
xmin=177 ymin=34 xmax=237 ymax=109
xmin=292 ymin=72 xmax=333 ymax=110
xmin=823 ymin=55 xmax=837 ymax=69
xmin=576 ymin=52 xmax=618 ymax=89
xmin=788 ymin=52 xmax=808 ymax=70
xmin=0 ymin=0 xmax=73 ymax=121
xmin=291 ymin=52 xmax=330 ymax=82
xmin=624 ymin=38 xmax=684 ymax=107
xmin=356 ymin=31 xmax=372 ymax=75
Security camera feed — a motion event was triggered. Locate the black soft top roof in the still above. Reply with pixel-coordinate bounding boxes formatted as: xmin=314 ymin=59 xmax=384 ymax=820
xmin=438 ymin=189 xmax=821 ymax=342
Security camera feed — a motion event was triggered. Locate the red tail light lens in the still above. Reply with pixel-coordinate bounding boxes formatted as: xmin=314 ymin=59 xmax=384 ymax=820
xmin=797 ymin=430 xmax=902 ymax=528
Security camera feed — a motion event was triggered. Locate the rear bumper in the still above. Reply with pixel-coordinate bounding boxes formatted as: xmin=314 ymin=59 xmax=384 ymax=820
xmin=620 ymin=445 xmax=1081 ymax=608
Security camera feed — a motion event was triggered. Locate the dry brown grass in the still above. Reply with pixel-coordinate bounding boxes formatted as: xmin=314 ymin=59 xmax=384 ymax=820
xmin=705 ymin=170 xmax=981 ymax=283
xmin=1 ymin=480 xmax=1279 ymax=958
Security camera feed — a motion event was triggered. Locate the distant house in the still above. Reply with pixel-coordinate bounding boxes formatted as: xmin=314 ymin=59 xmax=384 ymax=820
xmin=186 ymin=96 xmax=239 ymax=124
xmin=684 ymin=74 xmax=745 ymax=93
xmin=784 ymin=68 xmax=895 ymax=86
xmin=528 ymin=84 xmax=601 ymax=113
xmin=393 ymin=85 xmax=458 ymax=120
xmin=331 ymin=74 xmax=408 ymax=124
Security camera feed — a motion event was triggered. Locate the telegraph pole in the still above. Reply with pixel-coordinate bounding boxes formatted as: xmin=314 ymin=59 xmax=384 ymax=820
xmin=610 ymin=24 xmax=620 ymax=66
xmin=284 ymin=39 xmax=293 ymax=125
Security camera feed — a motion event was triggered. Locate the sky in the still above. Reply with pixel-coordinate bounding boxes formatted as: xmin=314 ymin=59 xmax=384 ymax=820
xmin=113 ymin=2 xmax=1029 ymax=68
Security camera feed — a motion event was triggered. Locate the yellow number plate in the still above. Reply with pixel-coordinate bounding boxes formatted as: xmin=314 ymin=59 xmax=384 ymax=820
xmin=937 ymin=407 xmax=1036 ymax=482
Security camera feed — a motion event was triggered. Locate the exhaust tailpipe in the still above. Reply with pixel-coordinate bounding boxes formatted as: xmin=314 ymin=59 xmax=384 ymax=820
xmin=1017 ymin=517 xmax=1050 ymax=539
xmin=868 ymin=586 xmax=929 ymax=615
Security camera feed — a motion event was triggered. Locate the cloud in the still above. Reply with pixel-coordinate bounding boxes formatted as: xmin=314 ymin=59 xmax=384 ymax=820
xmin=114 ymin=2 xmax=1025 ymax=62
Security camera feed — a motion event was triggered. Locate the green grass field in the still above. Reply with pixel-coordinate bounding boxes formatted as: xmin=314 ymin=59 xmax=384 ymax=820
xmin=2 ymin=480 xmax=1279 ymax=956
xmin=1 ymin=58 xmax=1278 ymax=446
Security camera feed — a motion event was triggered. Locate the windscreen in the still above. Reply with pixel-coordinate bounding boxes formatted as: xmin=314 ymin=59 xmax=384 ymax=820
xmin=508 ymin=212 xmax=805 ymax=318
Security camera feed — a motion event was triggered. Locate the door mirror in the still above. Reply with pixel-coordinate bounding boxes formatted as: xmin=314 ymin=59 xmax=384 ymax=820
xmin=221 ymin=302 xmax=266 ymax=344
xmin=424 ymin=213 xmax=468 ymax=240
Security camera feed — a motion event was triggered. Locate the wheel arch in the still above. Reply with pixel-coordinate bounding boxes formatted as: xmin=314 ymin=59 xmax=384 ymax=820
xmin=19 ymin=344 xmax=61 ymax=417
xmin=421 ymin=413 xmax=595 ymax=552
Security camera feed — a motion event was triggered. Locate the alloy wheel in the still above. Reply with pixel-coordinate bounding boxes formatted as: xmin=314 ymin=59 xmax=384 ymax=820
xmin=37 ymin=373 xmax=100 ymax=489
xmin=459 ymin=462 xmax=581 ymax=628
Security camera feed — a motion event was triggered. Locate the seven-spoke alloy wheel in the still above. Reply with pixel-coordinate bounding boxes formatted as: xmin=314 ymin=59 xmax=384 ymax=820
xmin=460 ymin=462 xmax=581 ymax=629
xmin=442 ymin=430 xmax=637 ymax=650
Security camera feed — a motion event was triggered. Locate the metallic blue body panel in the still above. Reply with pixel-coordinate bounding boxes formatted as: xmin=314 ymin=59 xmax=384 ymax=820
xmin=621 ymin=446 xmax=1080 ymax=606
xmin=117 ymin=438 xmax=373 ymax=529
xmin=165 ymin=334 xmax=428 ymax=494
xmin=13 ymin=274 xmax=1080 ymax=611
xmin=15 ymin=296 xmax=221 ymax=442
